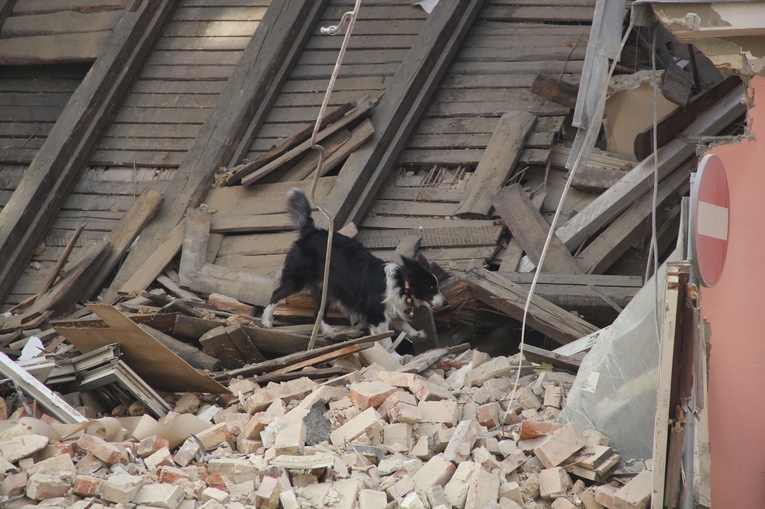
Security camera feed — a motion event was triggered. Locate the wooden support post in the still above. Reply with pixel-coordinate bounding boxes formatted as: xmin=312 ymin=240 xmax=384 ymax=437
xmin=0 ymin=0 xmax=175 ymax=304
xmin=323 ymin=0 xmax=486 ymax=229
xmin=108 ymin=0 xmax=329 ymax=296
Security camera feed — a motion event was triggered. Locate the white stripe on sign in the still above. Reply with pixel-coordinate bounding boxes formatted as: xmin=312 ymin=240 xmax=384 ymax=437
xmin=697 ymin=201 xmax=729 ymax=240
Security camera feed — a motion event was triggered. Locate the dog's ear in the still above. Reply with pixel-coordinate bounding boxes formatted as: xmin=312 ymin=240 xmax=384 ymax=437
xmin=401 ymin=254 xmax=431 ymax=273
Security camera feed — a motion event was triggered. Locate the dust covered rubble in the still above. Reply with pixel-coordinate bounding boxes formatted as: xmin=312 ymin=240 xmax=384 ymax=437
xmin=0 ymin=348 xmax=652 ymax=509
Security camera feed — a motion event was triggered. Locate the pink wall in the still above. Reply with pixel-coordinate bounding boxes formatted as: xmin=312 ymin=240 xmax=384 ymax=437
xmin=704 ymin=74 xmax=765 ymax=506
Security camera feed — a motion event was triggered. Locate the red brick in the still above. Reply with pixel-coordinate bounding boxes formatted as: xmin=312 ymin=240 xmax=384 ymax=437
xmin=72 ymin=475 xmax=103 ymax=497
xmin=76 ymin=433 xmax=124 ymax=465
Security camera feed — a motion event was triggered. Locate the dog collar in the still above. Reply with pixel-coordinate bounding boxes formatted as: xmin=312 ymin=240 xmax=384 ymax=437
xmin=403 ymin=280 xmax=415 ymax=318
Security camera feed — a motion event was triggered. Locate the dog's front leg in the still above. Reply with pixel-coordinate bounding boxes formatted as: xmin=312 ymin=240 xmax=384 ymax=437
xmin=261 ymin=303 xmax=276 ymax=328
xmin=400 ymin=321 xmax=426 ymax=341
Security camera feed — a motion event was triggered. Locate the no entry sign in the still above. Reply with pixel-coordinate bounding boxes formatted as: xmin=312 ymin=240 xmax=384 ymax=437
xmin=690 ymin=154 xmax=730 ymax=287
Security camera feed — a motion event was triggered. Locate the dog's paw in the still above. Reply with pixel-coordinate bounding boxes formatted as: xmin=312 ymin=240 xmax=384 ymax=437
xmin=321 ymin=321 xmax=337 ymax=334
xmin=407 ymin=329 xmax=427 ymax=341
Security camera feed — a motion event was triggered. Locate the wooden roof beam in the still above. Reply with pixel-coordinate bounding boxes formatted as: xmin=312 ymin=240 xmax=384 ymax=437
xmin=0 ymin=0 xmax=175 ymax=304
xmin=106 ymin=0 xmax=330 ymax=299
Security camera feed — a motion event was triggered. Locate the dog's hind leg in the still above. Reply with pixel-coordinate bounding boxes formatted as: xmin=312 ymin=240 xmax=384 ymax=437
xmin=261 ymin=277 xmax=304 ymax=328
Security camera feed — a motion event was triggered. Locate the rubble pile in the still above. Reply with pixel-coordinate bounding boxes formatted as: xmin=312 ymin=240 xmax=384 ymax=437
xmin=0 ymin=344 xmax=651 ymax=509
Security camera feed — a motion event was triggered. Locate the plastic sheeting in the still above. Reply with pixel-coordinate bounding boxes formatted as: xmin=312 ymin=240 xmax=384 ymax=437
xmin=560 ymin=252 xmax=679 ymax=461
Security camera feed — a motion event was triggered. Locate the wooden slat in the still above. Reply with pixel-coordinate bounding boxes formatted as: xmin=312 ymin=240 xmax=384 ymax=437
xmin=0 ymin=1 xmax=175 ymax=304
xmin=491 ymin=183 xmax=582 ymax=274
xmin=108 ymin=0 xmax=330 ymax=300
xmin=323 ymin=0 xmax=486 ymax=230
xmin=464 ymin=268 xmax=598 ymax=345
xmin=455 ymin=111 xmax=536 ymax=219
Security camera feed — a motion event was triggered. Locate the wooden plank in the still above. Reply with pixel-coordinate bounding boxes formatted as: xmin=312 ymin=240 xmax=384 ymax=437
xmin=576 ymin=167 xmax=689 ymax=274
xmin=204 ymin=177 xmax=336 ymax=217
xmin=356 ymin=225 xmax=502 ymax=250
xmin=80 ymin=187 xmax=164 ymax=302
xmin=523 ymin=344 xmax=581 ymax=373
xmin=118 ymin=219 xmax=186 ymax=297
xmin=530 ymin=72 xmax=578 ymax=109
xmin=1 ymin=10 xmax=124 ymax=37
xmin=214 ymin=332 xmax=392 ymax=379
xmin=210 ymin=213 xmax=293 ymax=234
xmin=179 ymin=208 xmax=210 ymax=288
xmin=498 ymin=193 xmax=545 ymax=272
xmin=323 ymin=0 xmax=486 ymax=229
xmin=186 ymin=263 xmax=273 ymax=308
xmin=285 ymin=118 xmax=375 ymax=182
xmin=651 ymin=264 xmax=684 ymax=509
xmin=223 ymin=99 xmax=358 ymax=185
xmin=464 ymin=268 xmax=598 ymax=345
xmin=0 ymin=0 xmax=175 ymax=304
xmin=0 ymin=31 xmax=112 ymax=64
xmin=108 ymin=0 xmax=330 ymax=300
xmin=634 ymin=76 xmax=741 ymax=160
xmin=555 ymin=85 xmax=745 ymax=251
xmin=491 ymin=183 xmax=582 ymax=273
xmin=371 ymin=200 xmax=458 ymax=217
xmin=454 ymin=112 xmax=536 ymax=219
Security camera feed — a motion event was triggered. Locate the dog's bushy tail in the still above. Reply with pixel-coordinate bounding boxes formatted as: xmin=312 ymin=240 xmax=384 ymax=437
xmin=286 ymin=188 xmax=315 ymax=234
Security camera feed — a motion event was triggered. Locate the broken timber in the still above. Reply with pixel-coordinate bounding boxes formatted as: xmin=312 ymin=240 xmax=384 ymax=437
xmin=492 ymin=183 xmax=582 ymax=274
xmin=107 ymin=0 xmax=329 ymax=300
xmin=0 ymin=0 xmax=175 ymax=304
xmin=455 ymin=111 xmax=537 ymax=219
xmin=464 ymin=269 xmax=598 ymax=345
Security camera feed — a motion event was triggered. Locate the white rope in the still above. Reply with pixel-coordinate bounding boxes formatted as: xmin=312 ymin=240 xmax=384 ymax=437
xmin=307 ymin=0 xmax=363 ymax=350
xmin=502 ymin=16 xmax=636 ymax=426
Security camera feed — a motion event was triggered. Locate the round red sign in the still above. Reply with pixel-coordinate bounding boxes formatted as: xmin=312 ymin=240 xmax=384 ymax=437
xmin=690 ymin=154 xmax=729 ymax=287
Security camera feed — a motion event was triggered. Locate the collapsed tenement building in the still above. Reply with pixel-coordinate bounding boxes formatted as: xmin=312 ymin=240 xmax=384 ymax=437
xmin=0 ymin=0 xmax=757 ymax=507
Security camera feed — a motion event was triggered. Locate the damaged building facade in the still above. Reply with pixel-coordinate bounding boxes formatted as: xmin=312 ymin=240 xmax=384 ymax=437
xmin=0 ymin=0 xmax=761 ymax=507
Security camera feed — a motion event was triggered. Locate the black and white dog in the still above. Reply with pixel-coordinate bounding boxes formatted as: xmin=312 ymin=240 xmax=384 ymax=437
xmin=261 ymin=189 xmax=447 ymax=339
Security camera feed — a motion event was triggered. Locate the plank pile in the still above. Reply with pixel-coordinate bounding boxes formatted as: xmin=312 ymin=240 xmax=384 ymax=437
xmin=0 ymin=341 xmax=652 ymax=509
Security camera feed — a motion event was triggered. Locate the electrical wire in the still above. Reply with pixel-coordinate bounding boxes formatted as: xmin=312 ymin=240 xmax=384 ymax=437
xmin=306 ymin=0 xmax=363 ymax=350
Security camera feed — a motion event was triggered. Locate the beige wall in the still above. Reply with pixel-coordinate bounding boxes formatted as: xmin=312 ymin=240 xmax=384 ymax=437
xmin=703 ymin=74 xmax=765 ymax=506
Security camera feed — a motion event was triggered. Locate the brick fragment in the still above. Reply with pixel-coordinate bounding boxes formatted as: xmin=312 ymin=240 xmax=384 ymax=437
xmin=383 ymin=422 xmax=413 ymax=453
xmin=0 ymin=434 xmax=48 ymax=462
xmin=444 ymin=461 xmax=480 ymax=508
xmin=464 ymin=468 xmax=500 ymax=509
xmin=466 ymin=356 xmax=512 ymax=386
xmin=539 ymin=467 xmax=572 ymax=499
xmin=76 ymin=433 xmax=124 ymax=465
xmin=358 ymin=489 xmax=387 ymax=509
xmin=26 ymin=473 xmax=70 ymax=500
xmin=144 ymin=446 xmax=175 ymax=471
xmin=174 ymin=438 xmax=201 ymax=467
xmin=417 ymin=400 xmax=460 ymax=426
xmin=350 ymin=380 xmax=398 ymax=410
xmin=137 ymin=435 xmax=171 ymax=458
xmin=72 ymin=475 xmax=103 ymax=497
xmin=534 ymin=422 xmax=586 ymax=468
xmin=132 ymin=483 xmax=185 ymax=509
xmin=411 ymin=454 xmax=456 ymax=492
xmin=101 ymin=473 xmax=144 ymax=504
xmin=329 ymin=407 xmax=384 ymax=447
xmin=613 ymin=470 xmax=651 ymax=509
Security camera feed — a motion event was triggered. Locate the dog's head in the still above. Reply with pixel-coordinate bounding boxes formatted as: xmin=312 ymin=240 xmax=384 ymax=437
xmin=401 ymin=255 xmax=447 ymax=310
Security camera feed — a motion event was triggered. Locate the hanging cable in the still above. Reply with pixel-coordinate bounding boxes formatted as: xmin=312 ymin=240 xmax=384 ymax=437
xmin=648 ymin=24 xmax=663 ymax=346
xmin=306 ymin=0 xmax=363 ymax=350
xmin=502 ymin=16 xmax=636 ymax=426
